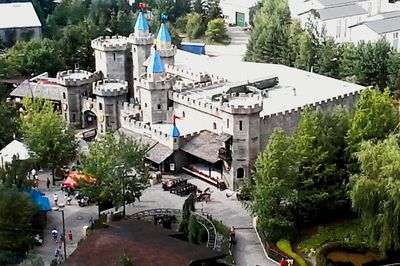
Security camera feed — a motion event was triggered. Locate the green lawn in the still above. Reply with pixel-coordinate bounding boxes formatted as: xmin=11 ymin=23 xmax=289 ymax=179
xmin=298 ymin=219 xmax=376 ymax=254
xmin=277 ymin=240 xmax=307 ymax=266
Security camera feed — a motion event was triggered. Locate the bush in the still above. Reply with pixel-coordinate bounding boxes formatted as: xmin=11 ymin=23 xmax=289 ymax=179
xmin=212 ymin=219 xmax=230 ymax=237
xmin=277 ymin=240 xmax=307 ymax=266
xmin=186 ymin=13 xmax=205 ymax=40
xmin=188 ymin=214 xmax=200 ymax=243
xmin=175 ymin=15 xmax=189 ymax=33
xmin=260 ymin=218 xmax=296 ymax=243
xmin=206 ymin=18 xmax=227 ymax=42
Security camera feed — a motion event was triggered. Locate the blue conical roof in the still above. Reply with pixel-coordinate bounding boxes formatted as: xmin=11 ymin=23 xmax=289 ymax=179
xmin=157 ymin=23 xmax=171 ymax=43
xmin=171 ymin=124 xmax=180 ymax=137
xmin=148 ymin=50 xmax=165 ymax=73
xmin=135 ymin=12 xmax=149 ymax=31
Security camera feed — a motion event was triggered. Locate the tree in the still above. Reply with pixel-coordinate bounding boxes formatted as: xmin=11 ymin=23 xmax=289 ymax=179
xmin=346 ymin=89 xmax=399 ymax=168
xmin=179 ymin=193 xmax=195 ymax=236
xmin=205 ymin=18 xmax=227 ymax=42
xmin=338 ymin=42 xmax=358 ymax=82
xmin=353 ymin=40 xmax=392 ymax=88
xmin=315 ymin=37 xmax=341 ymax=78
xmin=0 ymin=186 xmax=43 ymax=265
xmin=350 ymin=135 xmax=400 ymax=253
xmin=186 ymin=12 xmax=205 ymax=40
xmin=205 ymin=0 xmax=222 ymax=22
xmin=293 ymin=32 xmax=313 ymax=71
xmin=80 ymin=133 xmax=149 ymax=215
xmin=5 ymin=39 xmax=65 ymax=76
xmin=287 ymin=20 xmax=305 ymax=67
xmin=0 ymin=157 xmax=33 ymax=189
xmin=188 ymin=214 xmax=200 ymax=243
xmin=387 ymin=52 xmax=400 ymax=97
xmin=293 ymin=108 xmax=350 ymax=225
xmin=191 ymin=0 xmax=205 ymax=17
xmin=20 ymin=253 xmax=45 ymax=266
xmin=251 ymin=128 xmax=297 ymax=242
xmin=21 ymin=98 xmax=77 ymax=185
xmin=244 ymin=0 xmax=291 ymax=64
xmin=0 ymin=102 xmax=20 ymax=149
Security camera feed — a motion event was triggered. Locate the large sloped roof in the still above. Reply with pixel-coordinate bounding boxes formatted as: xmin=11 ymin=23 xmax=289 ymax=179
xmin=316 ymin=4 xmax=367 ymax=20
xmin=318 ymin=0 xmax=367 ymax=7
xmin=364 ymin=15 xmax=400 ymax=34
xmin=10 ymin=80 xmax=63 ymax=101
xmin=0 ymin=140 xmax=30 ymax=166
xmin=0 ymin=2 xmax=41 ymax=29
xmin=148 ymin=50 xmax=166 ymax=73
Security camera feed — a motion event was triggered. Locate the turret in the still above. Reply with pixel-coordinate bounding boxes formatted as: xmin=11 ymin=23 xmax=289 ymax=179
xmin=130 ymin=12 xmax=154 ymax=86
xmin=155 ymin=23 xmax=176 ymax=66
xmin=147 ymin=48 xmax=166 ymax=82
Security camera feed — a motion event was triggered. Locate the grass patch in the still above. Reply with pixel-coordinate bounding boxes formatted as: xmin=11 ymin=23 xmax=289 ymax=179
xmin=277 ymin=240 xmax=307 ymax=266
xmin=298 ymin=219 xmax=376 ymax=254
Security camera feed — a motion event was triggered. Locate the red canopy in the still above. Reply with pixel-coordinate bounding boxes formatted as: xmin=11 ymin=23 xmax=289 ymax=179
xmin=64 ymin=176 xmax=79 ymax=188
xmin=64 ymin=171 xmax=95 ymax=188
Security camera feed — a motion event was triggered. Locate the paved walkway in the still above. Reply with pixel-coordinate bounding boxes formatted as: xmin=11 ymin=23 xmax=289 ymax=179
xmin=205 ymin=26 xmax=250 ymax=61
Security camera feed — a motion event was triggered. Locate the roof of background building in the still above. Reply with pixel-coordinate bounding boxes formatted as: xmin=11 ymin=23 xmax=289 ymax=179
xmin=220 ymin=0 xmax=260 ymax=8
xmin=381 ymin=10 xmax=400 ymax=18
xmin=317 ymin=0 xmax=366 ymax=7
xmin=363 ymin=15 xmax=400 ymax=34
xmin=135 ymin=11 xmax=149 ymax=31
xmin=157 ymin=23 xmax=172 ymax=43
xmin=10 ymin=80 xmax=63 ymax=101
xmin=316 ymin=4 xmax=367 ymax=20
xmin=66 ymin=219 xmax=225 ymax=266
xmin=174 ymin=50 xmax=364 ymax=118
xmin=148 ymin=50 xmax=166 ymax=73
xmin=181 ymin=131 xmax=224 ymax=164
xmin=0 ymin=2 xmax=41 ymax=29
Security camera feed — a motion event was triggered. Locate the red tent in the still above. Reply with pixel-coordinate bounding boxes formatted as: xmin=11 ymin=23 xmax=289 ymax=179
xmin=64 ymin=171 xmax=95 ymax=188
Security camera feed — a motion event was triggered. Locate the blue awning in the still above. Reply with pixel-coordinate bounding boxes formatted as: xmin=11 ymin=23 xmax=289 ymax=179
xmin=28 ymin=190 xmax=52 ymax=212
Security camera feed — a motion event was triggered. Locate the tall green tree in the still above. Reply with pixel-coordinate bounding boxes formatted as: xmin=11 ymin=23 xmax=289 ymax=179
xmin=205 ymin=0 xmax=222 ymax=22
xmin=0 ymin=186 xmax=44 ymax=265
xmin=293 ymin=32 xmax=313 ymax=71
xmin=185 ymin=12 xmax=205 ymax=39
xmin=0 ymin=103 xmax=20 ymax=149
xmin=179 ymin=193 xmax=195 ymax=236
xmin=0 ymin=157 xmax=33 ymax=189
xmin=346 ymin=89 xmax=399 ymax=167
xmin=21 ymin=98 xmax=77 ymax=185
xmin=350 ymin=135 xmax=400 ymax=253
xmin=315 ymin=37 xmax=341 ymax=78
xmin=338 ymin=42 xmax=357 ymax=82
xmin=251 ymin=128 xmax=297 ymax=242
xmin=387 ymin=52 xmax=400 ymax=96
xmin=244 ymin=0 xmax=290 ymax=64
xmin=80 ymin=133 xmax=149 ymax=215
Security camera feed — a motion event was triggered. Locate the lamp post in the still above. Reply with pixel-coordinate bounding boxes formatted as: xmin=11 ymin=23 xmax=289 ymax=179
xmin=53 ymin=207 xmax=67 ymax=260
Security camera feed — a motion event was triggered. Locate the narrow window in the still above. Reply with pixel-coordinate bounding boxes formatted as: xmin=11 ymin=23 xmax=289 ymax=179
xmin=63 ymin=92 xmax=66 ymax=99
xmin=99 ymin=103 xmax=103 ymax=110
xmin=239 ymin=120 xmax=243 ymax=131
xmin=145 ymin=103 xmax=147 ymax=108
xmin=182 ymin=111 xmax=185 ymax=118
xmin=213 ymin=122 xmax=217 ymax=130
xmin=237 ymin=168 xmax=244 ymax=179
xmin=113 ymin=53 xmax=116 ymax=61
xmin=227 ymin=118 xmax=229 ymax=128
xmin=72 ymin=114 xmax=76 ymax=122
xmin=64 ymin=113 xmax=67 ymax=120
xmin=157 ymin=104 xmax=161 ymax=110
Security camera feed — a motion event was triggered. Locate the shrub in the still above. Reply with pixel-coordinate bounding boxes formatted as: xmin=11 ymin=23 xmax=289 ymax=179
xmin=176 ymin=15 xmax=189 ymax=33
xmin=188 ymin=214 xmax=200 ymax=243
xmin=261 ymin=218 xmax=296 ymax=243
xmin=277 ymin=240 xmax=307 ymax=266
xmin=206 ymin=18 xmax=227 ymax=42
xmin=186 ymin=13 xmax=205 ymax=39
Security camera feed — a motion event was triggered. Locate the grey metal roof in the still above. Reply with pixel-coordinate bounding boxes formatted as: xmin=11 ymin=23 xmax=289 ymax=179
xmin=316 ymin=4 xmax=367 ymax=20
xmin=318 ymin=0 xmax=366 ymax=7
xmin=10 ymin=80 xmax=63 ymax=101
xmin=381 ymin=10 xmax=400 ymax=18
xmin=364 ymin=15 xmax=400 ymax=34
xmin=116 ymin=128 xmax=172 ymax=164
xmin=181 ymin=130 xmax=224 ymax=164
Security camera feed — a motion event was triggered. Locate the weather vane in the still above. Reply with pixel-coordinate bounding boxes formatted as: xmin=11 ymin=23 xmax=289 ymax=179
xmin=161 ymin=13 xmax=168 ymax=22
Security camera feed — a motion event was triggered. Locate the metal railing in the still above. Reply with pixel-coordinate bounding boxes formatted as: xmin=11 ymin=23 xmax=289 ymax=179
xmin=192 ymin=212 xmax=217 ymax=250
xmin=128 ymin=208 xmax=181 ymax=220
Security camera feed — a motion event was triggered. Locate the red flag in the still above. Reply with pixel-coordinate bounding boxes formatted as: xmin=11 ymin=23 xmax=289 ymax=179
xmin=173 ymin=115 xmax=182 ymax=122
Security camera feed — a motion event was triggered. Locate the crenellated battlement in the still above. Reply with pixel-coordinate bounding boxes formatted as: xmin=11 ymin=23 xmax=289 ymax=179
xmin=220 ymin=93 xmax=263 ymax=115
xmin=129 ymin=33 xmax=154 ymax=46
xmin=91 ymin=36 xmax=130 ymax=52
xmin=165 ymin=65 xmax=222 ymax=83
xmin=169 ymin=91 xmax=222 ymax=117
xmin=261 ymin=90 xmax=362 ymax=120
xmin=173 ymin=79 xmax=226 ymax=92
xmin=57 ymin=70 xmax=100 ymax=87
xmin=136 ymin=76 xmax=175 ymax=91
xmin=158 ymin=46 xmax=177 ymax=58
xmin=93 ymin=79 xmax=128 ymax=97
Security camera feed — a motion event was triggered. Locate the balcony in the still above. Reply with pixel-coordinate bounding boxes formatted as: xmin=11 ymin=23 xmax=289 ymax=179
xmin=218 ymin=147 xmax=231 ymax=161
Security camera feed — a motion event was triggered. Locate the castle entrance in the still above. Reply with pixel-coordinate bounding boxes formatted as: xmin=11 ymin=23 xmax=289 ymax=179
xmin=83 ymin=110 xmax=97 ymax=128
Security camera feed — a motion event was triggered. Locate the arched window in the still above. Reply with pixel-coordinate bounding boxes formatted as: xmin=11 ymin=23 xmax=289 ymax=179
xmin=213 ymin=122 xmax=217 ymax=130
xmin=237 ymin=168 xmax=244 ymax=179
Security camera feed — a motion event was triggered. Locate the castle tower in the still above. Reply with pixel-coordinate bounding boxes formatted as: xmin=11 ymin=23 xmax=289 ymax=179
xmin=92 ymin=79 xmax=128 ymax=135
xmin=130 ymin=12 xmax=154 ymax=84
xmin=56 ymin=69 xmax=102 ymax=128
xmin=220 ymin=93 xmax=263 ymax=189
xmin=140 ymin=49 xmax=174 ymax=124
xmin=155 ymin=23 xmax=176 ymax=66
xmin=91 ymin=36 xmax=132 ymax=92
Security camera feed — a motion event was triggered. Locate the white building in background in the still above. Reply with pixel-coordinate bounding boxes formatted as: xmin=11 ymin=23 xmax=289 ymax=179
xmin=0 ymin=2 xmax=42 ymax=44
xmin=219 ymin=0 xmax=260 ymax=27
xmin=289 ymin=0 xmax=400 ymax=45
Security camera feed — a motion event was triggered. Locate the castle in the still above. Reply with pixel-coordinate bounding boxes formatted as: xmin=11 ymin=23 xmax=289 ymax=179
xmin=10 ymin=12 xmax=365 ymax=189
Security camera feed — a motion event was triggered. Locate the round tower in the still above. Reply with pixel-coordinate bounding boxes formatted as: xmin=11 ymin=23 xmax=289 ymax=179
xmin=155 ymin=23 xmax=177 ymax=66
xmin=91 ymin=36 xmax=131 ymax=84
xmin=92 ymin=79 xmax=128 ymax=135
xmin=220 ymin=93 xmax=263 ymax=189
xmin=130 ymin=12 xmax=154 ymax=83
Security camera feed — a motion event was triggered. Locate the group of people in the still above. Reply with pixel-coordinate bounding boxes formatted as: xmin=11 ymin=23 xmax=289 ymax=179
xmin=52 ymin=228 xmax=74 ymax=262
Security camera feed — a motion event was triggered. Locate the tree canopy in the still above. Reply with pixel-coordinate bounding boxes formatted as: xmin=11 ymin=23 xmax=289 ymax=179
xmin=80 ymin=133 xmax=149 ymax=212
xmin=21 ymin=98 xmax=77 ymax=184
xmin=0 ymin=102 xmax=20 ymax=149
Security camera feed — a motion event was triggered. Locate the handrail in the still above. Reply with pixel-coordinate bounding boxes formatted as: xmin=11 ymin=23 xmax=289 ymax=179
xmin=128 ymin=208 xmax=181 ymax=219
xmin=192 ymin=212 xmax=217 ymax=250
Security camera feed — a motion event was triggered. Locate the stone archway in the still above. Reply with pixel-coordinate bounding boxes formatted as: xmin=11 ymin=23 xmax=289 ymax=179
xmin=83 ymin=110 xmax=97 ymax=129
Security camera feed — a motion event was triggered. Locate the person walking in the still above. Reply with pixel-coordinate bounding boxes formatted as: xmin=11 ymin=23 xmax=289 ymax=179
xmin=54 ymin=247 xmax=60 ymax=261
xmin=57 ymin=246 xmax=64 ymax=261
xmin=51 ymin=228 xmax=58 ymax=242
xmin=53 ymin=193 xmax=58 ymax=206
xmin=68 ymin=230 xmax=73 ymax=244
xmin=60 ymin=233 xmax=64 ymax=244
xmin=46 ymin=178 xmax=50 ymax=189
